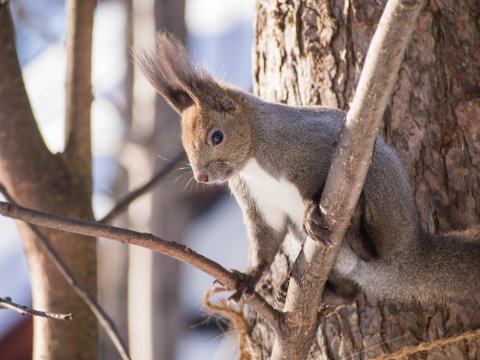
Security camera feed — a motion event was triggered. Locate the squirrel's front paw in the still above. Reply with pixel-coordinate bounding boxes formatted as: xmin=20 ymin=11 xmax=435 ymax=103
xmin=229 ymin=265 xmax=267 ymax=302
xmin=303 ymin=202 xmax=333 ymax=246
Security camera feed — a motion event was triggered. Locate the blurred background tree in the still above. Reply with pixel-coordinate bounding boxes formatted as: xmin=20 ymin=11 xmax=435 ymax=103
xmin=0 ymin=0 xmax=254 ymax=359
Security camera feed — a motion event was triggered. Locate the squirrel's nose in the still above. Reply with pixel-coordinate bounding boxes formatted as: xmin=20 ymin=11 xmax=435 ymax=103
xmin=196 ymin=173 xmax=209 ymax=183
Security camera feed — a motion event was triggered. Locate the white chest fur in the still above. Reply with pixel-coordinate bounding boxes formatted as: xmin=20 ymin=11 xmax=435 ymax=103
xmin=239 ymin=159 xmax=304 ymax=232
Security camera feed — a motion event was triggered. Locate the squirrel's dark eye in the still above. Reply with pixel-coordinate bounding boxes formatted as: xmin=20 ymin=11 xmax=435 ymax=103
xmin=211 ymin=130 xmax=224 ymax=146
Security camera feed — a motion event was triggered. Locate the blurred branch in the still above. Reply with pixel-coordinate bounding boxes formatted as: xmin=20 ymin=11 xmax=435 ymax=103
xmin=64 ymin=0 xmax=95 ymax=188
xmin=0 ymin=199 xmax=281 ymax=330
xmin=0 ymin=185 xmax=131 ymax=360
xmin=0 ymin=297 xmax=72 ymax=320
xmin=100 ymin=150 xmax=186 ymax=224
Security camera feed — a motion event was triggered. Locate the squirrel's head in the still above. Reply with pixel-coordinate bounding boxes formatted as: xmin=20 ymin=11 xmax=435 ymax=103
xmin=137 ymin=33 xmax=253 ymax=184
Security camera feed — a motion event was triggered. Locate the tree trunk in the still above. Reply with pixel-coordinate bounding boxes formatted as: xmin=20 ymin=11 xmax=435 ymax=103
xmin=252 ymin=0 xmax=480 ymax=358
xmin=0 ymin=4 xmax=97 ymax=359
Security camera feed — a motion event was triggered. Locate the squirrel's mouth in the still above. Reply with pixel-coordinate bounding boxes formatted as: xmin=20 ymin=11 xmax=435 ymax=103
xmin=195 ymin=166 xmax=236 ymax=185
xmin=209 ymin=168 xmax=234 ymax=184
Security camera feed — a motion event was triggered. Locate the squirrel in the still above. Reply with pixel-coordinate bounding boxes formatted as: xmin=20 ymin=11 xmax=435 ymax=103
xmin=137 ymin=34 xmax=480 ymax=307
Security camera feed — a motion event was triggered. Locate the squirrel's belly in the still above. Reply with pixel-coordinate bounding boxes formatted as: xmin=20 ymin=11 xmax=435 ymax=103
xmin=239 ymin=159 xmax=304 ymax=232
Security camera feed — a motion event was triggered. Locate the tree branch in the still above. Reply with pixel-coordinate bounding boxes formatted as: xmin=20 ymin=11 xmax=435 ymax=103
xmin=0 ymin=297 xmax=72 ymax=321
xmin=64 ymin=0 xmax=96 ymax=188
xmin=100 ymin=151 xmax=186 ymax=224
xmin=272 ymin=0 xmax=426 ymax=359
xmin=0 ymin=3 xmax=55 ymax=188
xmin=0 ymin=200 xmax=281 ymax=330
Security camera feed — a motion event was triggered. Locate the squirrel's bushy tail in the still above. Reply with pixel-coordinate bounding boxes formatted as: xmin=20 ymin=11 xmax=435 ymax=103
xmin=352 ymin=226 xmax=480 ymax=306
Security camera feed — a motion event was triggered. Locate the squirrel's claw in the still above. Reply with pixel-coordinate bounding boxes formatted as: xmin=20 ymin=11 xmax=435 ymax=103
xmin=303 ymin=203 xmax=333 ymax=246
xmin=228 ymin=265 xmax=267 ymax=302
xmin=303 ymin=221 xmax=333 ymax=245
xmin=228 ymin=270 xmax=256 ymax=302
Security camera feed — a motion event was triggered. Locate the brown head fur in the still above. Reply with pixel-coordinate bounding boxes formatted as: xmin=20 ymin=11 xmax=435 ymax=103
xmin=136 ymin=33 xmax=254 ymax=183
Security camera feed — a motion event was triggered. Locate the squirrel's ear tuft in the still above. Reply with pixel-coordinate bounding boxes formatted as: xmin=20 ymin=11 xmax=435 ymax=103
xmin=135 ymin=33 xmax=237 ymax=114
xmin=135 ymin=37 xmax=195 ymax=113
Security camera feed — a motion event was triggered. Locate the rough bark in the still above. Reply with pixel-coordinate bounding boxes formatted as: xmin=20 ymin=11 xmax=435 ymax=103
xmin=0 ymin=3 xmax=97 ymax=359
xmin=252 ymin=0 xmax=480 ymax=359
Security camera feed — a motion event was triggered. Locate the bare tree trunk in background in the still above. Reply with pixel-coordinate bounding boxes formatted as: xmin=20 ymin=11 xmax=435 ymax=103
xmin=252 ymin=0 xmax=480 ymax=358
xmin=128 ymin=0 xmax=157 ymax=358
xmin=0 ymin=2 xmax=98 ymax=359
xmin=151 ymin=1 xmax=188 ymax=359
xmin=127 ymin=0 xmax=188 ymax=358
xmin=98 ymin=1 xmax=133 ymax=357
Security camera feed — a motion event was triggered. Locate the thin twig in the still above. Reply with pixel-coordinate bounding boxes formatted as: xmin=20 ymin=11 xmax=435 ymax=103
xmin=0 ymin=185 xmax=131 ymax=360
xmin=100 ymin=150 xmax=186 ymax=223
xmin=0 ymin=297 xmax=72 ymax=320
xmin=0 ymin=200 xmax=281 ymax=331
